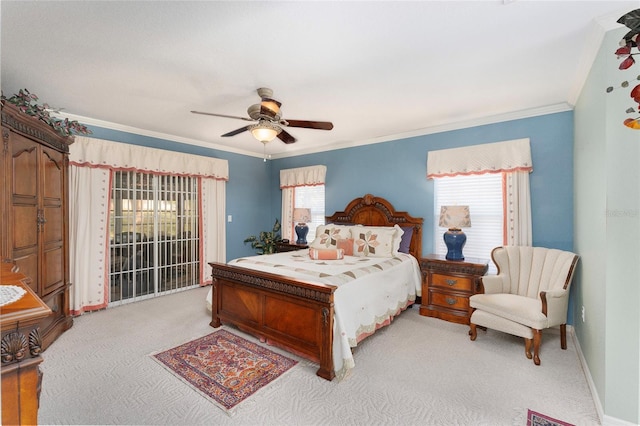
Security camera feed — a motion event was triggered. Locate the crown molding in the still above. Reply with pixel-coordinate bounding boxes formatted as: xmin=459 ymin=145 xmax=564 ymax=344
xmin=270 ymin=103 xmax=573 ymax=159
xmin=57 ymin=102 xmax=573 ymax=161
xmin=54 ymin=112 xmax=265 ymax=159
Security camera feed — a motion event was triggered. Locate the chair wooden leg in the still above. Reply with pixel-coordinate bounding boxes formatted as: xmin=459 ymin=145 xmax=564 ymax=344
xmin=533 ymin=329 xmax=542 ymax=365
xmin=469 ymin=323 xmax=477 ymax=341
xmin=560 ymin=324 xmax=567 ymax=350
xmin=524 ymin=338 xmax=533 ymax=359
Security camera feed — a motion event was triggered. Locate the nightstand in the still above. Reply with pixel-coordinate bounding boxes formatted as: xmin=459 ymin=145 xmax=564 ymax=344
xmin=419 ymin=254 xmax=488 ymax=325
xmin=275 ymin=242 xmax=309 ymax=252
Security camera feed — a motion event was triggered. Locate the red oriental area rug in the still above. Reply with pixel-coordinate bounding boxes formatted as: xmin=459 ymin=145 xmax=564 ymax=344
xmin=527 ymin=409 xmax=575 ymax=426
xmin=152 ymin=329 xmax=298 ymax=414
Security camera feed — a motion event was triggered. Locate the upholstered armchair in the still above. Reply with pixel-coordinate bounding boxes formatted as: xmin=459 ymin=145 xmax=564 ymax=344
xmin=468 ymin=246 xmax=579 ymax=365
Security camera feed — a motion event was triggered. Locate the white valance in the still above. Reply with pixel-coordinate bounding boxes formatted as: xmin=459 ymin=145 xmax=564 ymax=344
xmin=280 ymin=165 xmax=326 ymax=188
xmin=69 ymin=137 xmax=228 ymax=180
xmin=427 ymin=138 xmax=532 ymax=179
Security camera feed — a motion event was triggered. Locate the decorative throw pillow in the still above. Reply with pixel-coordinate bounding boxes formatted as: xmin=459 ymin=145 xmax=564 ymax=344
xmin=310 ymin=225 xmax=352 ymax=249
xmin=398 ymin=226 xmax=414 ymax=254
xmin=336 ymin=238 xmax=354 ymax=256
xmin=309 ymin=248 xmax=344 ymax=260
xmin=314 ymin=224 xmax=352 ymax=238
xmin=352 ymin=226 xmax=398 ymax=257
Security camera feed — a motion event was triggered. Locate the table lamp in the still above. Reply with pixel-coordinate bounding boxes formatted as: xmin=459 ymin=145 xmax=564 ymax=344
xmin=439 ymin=205 xmax=471 ymax=261
xmin=293 ymin=208 xmax=312 ymax=245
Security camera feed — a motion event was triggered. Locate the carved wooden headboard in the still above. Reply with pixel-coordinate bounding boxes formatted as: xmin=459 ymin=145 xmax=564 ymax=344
xmin=324 ymin=194 xmax=423 ymax=259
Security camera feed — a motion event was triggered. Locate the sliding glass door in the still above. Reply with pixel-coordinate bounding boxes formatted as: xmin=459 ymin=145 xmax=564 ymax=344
xmin=108 ymin=171 xmax=200 ymax=305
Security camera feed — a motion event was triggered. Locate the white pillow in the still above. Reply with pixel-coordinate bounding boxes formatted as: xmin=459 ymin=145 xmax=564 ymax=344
xmin=310 ymin=225 xmax=352 ymax=249
xmin=314 ymin=224 xmax=352 ymax=238
xmin=351 ymin=225 xmax=402 ymax=257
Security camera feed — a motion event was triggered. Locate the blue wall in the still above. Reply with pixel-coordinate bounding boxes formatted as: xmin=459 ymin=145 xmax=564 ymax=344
xmin=90 ymin=109 xmax=574 ymax=271
xmin=271 ymin=111 xmax=575 ymax=255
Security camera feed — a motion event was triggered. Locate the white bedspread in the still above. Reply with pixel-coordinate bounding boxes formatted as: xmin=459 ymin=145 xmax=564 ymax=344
xmin=223 ymin=250 xmax=422 ymax=380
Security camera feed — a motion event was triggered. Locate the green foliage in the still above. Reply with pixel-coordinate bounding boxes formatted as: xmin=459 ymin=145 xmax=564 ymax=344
xmin=243 ymin=219 xmax=282 ymax=254
xmin=1 ymin=88 xmax=92 ymax=137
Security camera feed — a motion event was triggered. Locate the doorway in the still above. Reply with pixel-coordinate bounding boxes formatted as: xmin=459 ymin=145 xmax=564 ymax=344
xmin=108 ymin=171 xmax=200 ymax=305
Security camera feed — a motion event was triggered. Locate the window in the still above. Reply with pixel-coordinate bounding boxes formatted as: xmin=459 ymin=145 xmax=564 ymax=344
xmin=434 ymin=173 xmax=503 ymax=273
xmin=280 ymin=165 xmax=327 ymax=242
xmin=293 ymin=185 xmax=325 ymax=240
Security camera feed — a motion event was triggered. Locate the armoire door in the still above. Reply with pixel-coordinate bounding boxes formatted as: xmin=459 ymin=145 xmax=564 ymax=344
xmin=9 ymin=132 xmax=40 ymax=294
xmin=9 ymin=132 xmax=67 ymax=298
xmin=40 ymin=143 xmax=67 ymax=297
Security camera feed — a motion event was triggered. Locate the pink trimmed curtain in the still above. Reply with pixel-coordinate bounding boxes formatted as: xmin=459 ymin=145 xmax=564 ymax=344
xmin=427 ymin=138 xmax=533 ymax=246
xmin=68 ymin=137 xmax=228 ymax=315
xmin=279 ymin=165 xmax=326 ymax=241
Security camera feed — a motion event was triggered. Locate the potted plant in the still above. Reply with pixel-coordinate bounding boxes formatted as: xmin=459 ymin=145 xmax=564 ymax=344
xmin=244 ymin=219 xmax=282 ymax=254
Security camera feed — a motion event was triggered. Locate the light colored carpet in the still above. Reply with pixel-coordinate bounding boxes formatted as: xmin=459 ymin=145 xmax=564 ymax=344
xmin=39 ymin=286 xmax=600 ymax=425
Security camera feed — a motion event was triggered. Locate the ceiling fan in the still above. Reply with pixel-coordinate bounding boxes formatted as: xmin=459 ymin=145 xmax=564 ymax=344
xmin=191 ymin=88 xmax=333 ymax=144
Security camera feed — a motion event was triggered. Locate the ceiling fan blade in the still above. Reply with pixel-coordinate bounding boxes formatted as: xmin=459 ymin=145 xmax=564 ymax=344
xmin=191 ymin=111 xmax=254 ymax=122
xmin=284 ymin=119 xmax=334 ymax=131
xmin=221 ymin=126 xmax=250 ymax=137
xmin=277 ymin=129 xmax=297 ymax=144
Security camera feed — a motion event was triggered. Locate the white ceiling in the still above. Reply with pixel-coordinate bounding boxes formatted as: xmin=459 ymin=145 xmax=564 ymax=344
xmin=1 ymin=1 xmax=637 ymax=159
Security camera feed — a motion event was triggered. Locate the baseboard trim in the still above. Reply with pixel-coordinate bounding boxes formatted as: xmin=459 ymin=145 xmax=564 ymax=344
xmin=569 ymin=326 xmax=637 ymax=426
xmin=569 ymin=325 xmax=604 ymax=424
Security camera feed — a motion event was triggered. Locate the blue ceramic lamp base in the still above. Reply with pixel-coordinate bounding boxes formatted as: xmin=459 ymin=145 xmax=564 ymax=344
xmin=295 ymin=224 xmax=309 ymax=245
xmin=444 ymin=229 xmax=467 ymax=261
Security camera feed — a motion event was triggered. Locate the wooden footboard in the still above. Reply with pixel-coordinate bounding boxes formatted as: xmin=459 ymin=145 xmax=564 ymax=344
xmin=208 ymin=262 xmax=337 ymax=381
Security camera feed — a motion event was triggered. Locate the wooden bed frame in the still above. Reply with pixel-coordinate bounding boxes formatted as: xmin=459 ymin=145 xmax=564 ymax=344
xmin=208 ymin=194 xmax=423 ymax=381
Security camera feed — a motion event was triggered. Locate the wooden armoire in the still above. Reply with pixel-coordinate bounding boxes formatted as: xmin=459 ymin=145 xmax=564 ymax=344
xmin=1 ymin=102 xmax=73 ymax=350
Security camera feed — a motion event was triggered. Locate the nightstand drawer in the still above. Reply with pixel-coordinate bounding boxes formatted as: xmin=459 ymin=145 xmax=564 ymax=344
xmin=419 ymin=254 xmax=488 ymax=325
xmin=431 ymin=274 xmax=472 ymax=292
xmin=430 ymin=290 xmax=469 ymax=311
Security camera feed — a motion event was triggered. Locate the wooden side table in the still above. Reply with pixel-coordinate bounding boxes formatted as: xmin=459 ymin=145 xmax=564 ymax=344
xmin=419 ymin=254 xmax=488 ymax=325
xmin=1 ymin=262 xmax=52 ymax=426
xmin=275 ymin=242 xmax=309 ymax=252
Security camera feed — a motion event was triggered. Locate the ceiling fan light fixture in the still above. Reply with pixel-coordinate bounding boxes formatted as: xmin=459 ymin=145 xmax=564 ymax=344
xmin=249 ymin=121 xmax=281 ymax=143
xmin=261 ymin=100 xmax=280 ymax=115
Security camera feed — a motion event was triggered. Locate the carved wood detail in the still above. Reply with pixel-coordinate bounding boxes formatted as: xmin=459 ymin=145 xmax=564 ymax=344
xmin=1 ymin=332 xmax=28 ymax=364
xmin=326 ymin=194 xmax=423 ymax=259
xmin=2 ymin=128 xmax=8 ymax=153
xmin=1 ymin=102 xmax=73 ymax=152
xmin=210 ymin=264 xmax=334 ymax=304
xmin=420 ymin=259 xmax=487 ymax=276
xmin=28 ymin=328 xmax=43 ymax=357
